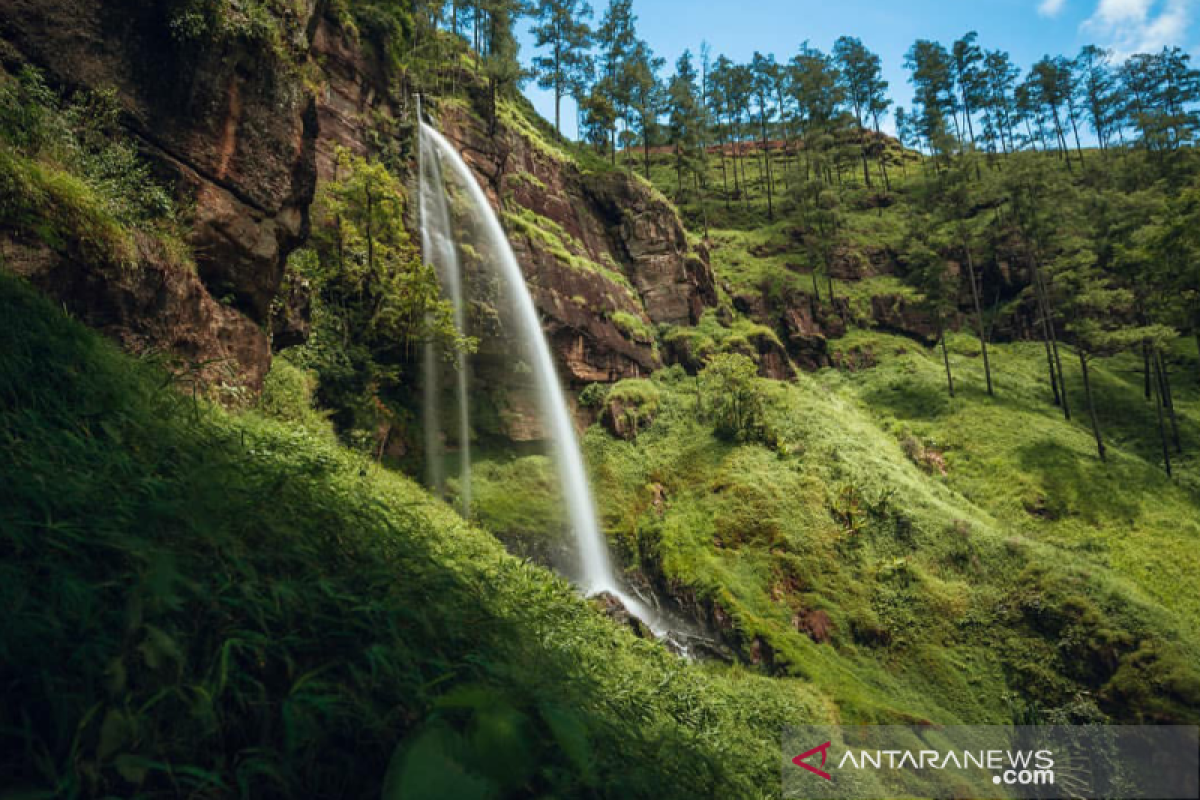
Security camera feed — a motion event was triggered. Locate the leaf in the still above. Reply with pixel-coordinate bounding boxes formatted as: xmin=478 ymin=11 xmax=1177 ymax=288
xmin=540 ymin=704 xmax=593 ymax=782
xmin=382 ymin=724 xmax=495 ymax=800
xmin=113 ymin=753 xmax=152 ymax=785
xmin=138 ymin=625 xmax=182 ymax=671
xmin=97 ymin=708 xmax=133 ymax=762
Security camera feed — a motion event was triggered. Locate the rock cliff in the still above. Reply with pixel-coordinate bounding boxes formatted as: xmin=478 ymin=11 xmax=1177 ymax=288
xmin=1 ymin=2 xmax=715 ymax=405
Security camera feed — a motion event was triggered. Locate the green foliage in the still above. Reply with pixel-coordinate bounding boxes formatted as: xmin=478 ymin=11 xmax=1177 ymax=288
xmin=165 ymin=0 xmax=311 ymax=64
xmin=699 ymin=352 xmax=772 ymax=443
xmin=610 ymin=310 xmax=654 ymax=343
xmin=257 ymin=356 xmax=336 ymax=440
xmin=585 ymin=333 xmax=1200 ymax=726
xmin=0 ymin=272 xmax=831 ymax=799
xmin=0 ymin=66 xmax=181 ymax=265
xmin=285 ymin=148 xmax=471 ymax=441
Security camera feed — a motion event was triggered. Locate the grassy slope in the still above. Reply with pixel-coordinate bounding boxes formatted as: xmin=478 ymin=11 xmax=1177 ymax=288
xmin=0 ymin=273 xmax=834 ymax=799
xmin=580 ymin=334 xmax=1200 ymax=727
xmin=466 ymin=125 xmax=1200 ymax=728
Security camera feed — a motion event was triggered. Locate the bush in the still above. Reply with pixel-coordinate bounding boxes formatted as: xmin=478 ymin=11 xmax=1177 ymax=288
xmin=257 ymin=356 xmax=334 ymax=439
xmin=699 ymin=353 xmax=773 ymax=443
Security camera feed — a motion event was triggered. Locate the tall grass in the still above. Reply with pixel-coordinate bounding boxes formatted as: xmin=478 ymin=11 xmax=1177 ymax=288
xmin=0 ymin=273 xmax=828 ymax=798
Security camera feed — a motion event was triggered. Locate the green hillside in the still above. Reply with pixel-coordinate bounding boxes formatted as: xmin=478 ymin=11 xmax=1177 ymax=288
xmin=3 ymin=1 xmax=1200 ymax=797
xmin=0 ymin=273 xmax=830 ymax=797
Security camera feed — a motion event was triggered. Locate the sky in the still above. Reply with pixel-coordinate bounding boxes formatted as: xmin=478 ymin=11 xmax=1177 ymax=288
xmin=516 ymin=0 xmax=1200 ymax=139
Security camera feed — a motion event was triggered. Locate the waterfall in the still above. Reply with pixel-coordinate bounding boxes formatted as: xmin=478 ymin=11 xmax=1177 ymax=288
xmin=419 ymin=121 xmax=663 ymax=631
xmin=419 ymin=118 xmax=472 ymax=516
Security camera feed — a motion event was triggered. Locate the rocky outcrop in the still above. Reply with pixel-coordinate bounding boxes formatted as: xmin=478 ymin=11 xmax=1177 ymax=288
xmin=0 ymin=0 xmax=320 ymax=386
xmin=2 ymin=234 xmax=270 ymax=388
xmin=733 ymin=288 xmax=849 ymax=372
xmin=870 ymin=294 xmax=940 ymax=345
xmin=582 ymin=174 xmax=718 ymax=327
xmin=436 ymin=100 xmax=716 ymax=386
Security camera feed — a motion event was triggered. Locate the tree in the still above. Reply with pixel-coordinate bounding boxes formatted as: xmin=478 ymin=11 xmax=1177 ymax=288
xmin=1005 ymin=158 xmax=1071 ymax=418
xmin=906 ymin=40 xmax=957 ymax=163
xmin=951 ymin=31 xmax=985 ymax=152
xmin=301 ymin=149 xmax=467 ymax=429
xmin=1143 ymin=179 xmax=1200 ymax=386
xmin=903 ymin=216 xmax=958 ymax=397
xmin=580 ymin=81 xmax=617 ymax=153
xmin=1053 ymin=245 xmax=1170 ymax=462
xmin=626 ymin=39 xmax=665 ymax=178
xmin=750 ymin=51 xmax=778 ymax=218
xmin=1076 ymin=45 xmax=1117 ymax=152
xmin=941 ymin=153 xmax=995 ymax=394
xmin=707 ymin=54 xmax=736 ymax=206
xmin=596 ymin=0 xmax=637 ymax=162
xmin=480 ymin=0 xmax=527 ymax=135
xmin=981 ymin=49 xmax=1019 ymax=155
xmin=1029 ymin=56 xmax=1076 ymax=168
xmin=1116 ymin=48 xmax=1200 ymax=160
xmin=834 ymin=36 xmax=889 ymax=188
xmin=790 ymin=43 xmax=844 ymax=185
xmin=530 ymin=0 xmax=594 ymax=134
xmin=699 ymin=353 xmax=770 ymax=442
xmin=667 ymin=50 xmax=705 ymax=205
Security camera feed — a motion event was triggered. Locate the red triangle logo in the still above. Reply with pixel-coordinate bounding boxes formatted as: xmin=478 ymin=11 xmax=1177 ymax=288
xmin=793 ymin=741 xmax=833 ymax=780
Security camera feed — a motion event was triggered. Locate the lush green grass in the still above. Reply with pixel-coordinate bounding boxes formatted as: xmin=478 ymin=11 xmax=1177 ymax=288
xmin=833 ymin=329 xmax=1200 ymax=632
xmin=582 ymin=337 xmax=1200 ymax=727
xmin=0 ymin=273 xmax=834 ymax=799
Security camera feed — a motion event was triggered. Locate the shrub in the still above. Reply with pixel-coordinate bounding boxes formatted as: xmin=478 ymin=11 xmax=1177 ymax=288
xmin=699 ymin=353 xmax=773 ymax=443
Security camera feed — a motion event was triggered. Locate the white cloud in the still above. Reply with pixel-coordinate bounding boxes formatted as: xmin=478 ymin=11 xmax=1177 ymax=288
xmin=1082 ymin=0 xmax=1196 ymax=56
xmin=1038 ymin=0 xmax=1068 ymax=18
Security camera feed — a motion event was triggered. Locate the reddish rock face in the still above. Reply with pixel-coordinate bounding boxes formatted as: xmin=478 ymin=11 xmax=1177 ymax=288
xmin=0 ymin=1 xmax=717 ymax=406
xmin=0 ymin=0 xmax=319 ymax=387
xmin=733 ymin=288 xmax=850 ymax=373
xmin=436 ymin=103 xmax=716 ymax=387
xmin=2 ymin=234 xmax=271 ymax=389
xmin=870 ymin=294 xmax=940 ymax=345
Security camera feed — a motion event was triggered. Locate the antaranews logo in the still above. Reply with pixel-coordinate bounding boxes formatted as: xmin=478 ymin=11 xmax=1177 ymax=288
xmin=791 ymin=741 xmax=1054 ymax=786
xmin=782 ymin=725 xmax=1200 ymax=800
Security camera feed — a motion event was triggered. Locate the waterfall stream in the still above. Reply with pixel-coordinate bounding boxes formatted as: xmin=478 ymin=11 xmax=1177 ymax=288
xmin=419 ymin=121 xmax=666 ymax=633
xmin=419 ymin=124 xmax=471 ymax=515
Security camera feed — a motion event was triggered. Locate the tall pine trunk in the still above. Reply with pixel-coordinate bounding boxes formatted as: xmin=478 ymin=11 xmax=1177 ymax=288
xmin=1033 ymin=260 xmax=1070 ymax=419
xmin=1030 ymin=256 xmax=1063 ymax=410
xmin=963 ymin=240 xmax=994 ymax=395
xmin=1152 ymin=355 xmax=1173 ymax=477
xmin=1079 ymin=352 xmax=1106 ymax=461
xmin=759 ymin=113 xmax=775 ymax=219
xmin=939 ymin=313 xmax=955 ymax=398
xmin=1155 ymin=350 xmax=1182 ymax=454
xmin=1144 ymin=341 xmax=1153 ymax=400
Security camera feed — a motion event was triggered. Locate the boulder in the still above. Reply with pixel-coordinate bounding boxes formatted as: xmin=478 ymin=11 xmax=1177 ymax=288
xmin=870 ymin=294 xmax=940 ymax=345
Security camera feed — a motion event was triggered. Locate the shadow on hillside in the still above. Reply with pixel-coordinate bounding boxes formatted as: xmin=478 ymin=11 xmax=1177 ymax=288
xmin=1015 ymin=439 xmax=1157 ymax=526
xmin=860 ymin=379 xmax=953 ymax=420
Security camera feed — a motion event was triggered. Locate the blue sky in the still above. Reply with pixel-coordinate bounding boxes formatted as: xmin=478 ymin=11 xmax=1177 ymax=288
xmin=517 ymin=0 xmax=1200 ymax=138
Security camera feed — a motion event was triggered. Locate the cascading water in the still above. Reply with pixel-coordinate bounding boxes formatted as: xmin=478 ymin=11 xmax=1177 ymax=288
xmin=419 ymin=115 xmax=472 ymax=516
xmin=419 ymin=120 xmax=664 ymax=632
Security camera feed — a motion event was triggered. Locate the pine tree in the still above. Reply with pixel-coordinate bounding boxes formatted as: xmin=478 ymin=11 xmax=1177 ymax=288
xmin=834 ymin=36 xmax=889 ymax=189
xmin=981 ymin=49 xmax=1019 ymax=156
xmin=905 ymin=40 xmax=957 ymax=163
xmin=668 ymin=50 xmax=704 ymax=203
xmin=750 ymin=51 xmax=778 ymax=218
xmin=596 ymin=0 xmax=637 ymax=162
xmin=626 ymin=39 xmax=665 ymax=178
xmin=1076 ymin=45 xmax=1117 ymax=152
xmin=951 ymin=31 xmax=985 ymax=152
xmin=530 ymin=0 xmax=594 ymax=134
